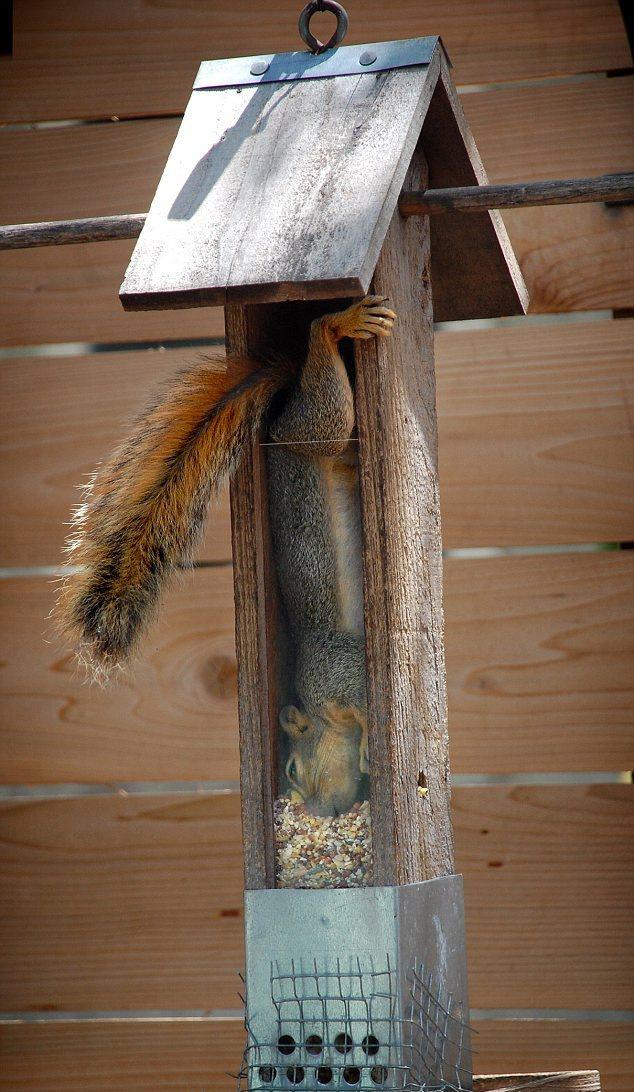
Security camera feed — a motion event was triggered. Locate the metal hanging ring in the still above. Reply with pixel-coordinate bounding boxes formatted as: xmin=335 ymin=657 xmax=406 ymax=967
xmin=298 ymin=1 xmax=349 ymax=54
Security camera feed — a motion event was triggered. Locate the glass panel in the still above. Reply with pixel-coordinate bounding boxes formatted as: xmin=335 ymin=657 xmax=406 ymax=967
xmin=262 ymin=298 xmax=393 ymax=889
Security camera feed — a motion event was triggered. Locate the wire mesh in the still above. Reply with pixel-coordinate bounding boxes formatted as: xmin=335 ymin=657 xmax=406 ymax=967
xmin=238 ymin=954 xmax=471 ymax=1091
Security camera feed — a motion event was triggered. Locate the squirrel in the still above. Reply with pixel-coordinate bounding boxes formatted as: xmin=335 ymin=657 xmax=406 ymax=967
xmin=57 ymin=295 xmax=396 ymax=815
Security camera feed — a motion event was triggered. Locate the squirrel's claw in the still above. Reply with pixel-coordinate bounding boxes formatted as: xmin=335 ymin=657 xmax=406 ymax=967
xmin=328 ymin=295 xmax=398 ymax=341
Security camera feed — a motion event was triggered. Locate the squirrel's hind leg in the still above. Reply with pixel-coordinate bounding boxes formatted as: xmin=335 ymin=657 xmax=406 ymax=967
xmin=268 ymin=297 xmax=396 ymax=455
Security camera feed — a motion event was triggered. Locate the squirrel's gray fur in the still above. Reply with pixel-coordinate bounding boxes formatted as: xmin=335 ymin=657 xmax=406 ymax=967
xmin=267 ymin=299 xmax=395 ymax=815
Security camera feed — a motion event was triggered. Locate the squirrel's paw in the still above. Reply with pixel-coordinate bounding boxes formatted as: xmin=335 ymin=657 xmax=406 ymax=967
xmin=330 ymin=295 xmax=397 ymax=341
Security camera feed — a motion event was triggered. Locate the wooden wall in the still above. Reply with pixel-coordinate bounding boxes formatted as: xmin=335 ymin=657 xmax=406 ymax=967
xmin=0 ymin=2 xmax=633 ymax=1088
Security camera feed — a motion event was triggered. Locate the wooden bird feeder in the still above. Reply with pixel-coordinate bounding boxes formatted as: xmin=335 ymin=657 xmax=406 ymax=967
xmin=116 ymin=11 xmax=607 ymax=1092
xmin=121 ymin=24 xmax=526 ymax=886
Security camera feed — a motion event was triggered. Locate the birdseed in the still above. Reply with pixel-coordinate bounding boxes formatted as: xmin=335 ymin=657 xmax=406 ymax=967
xmin=274 ymin=797 xmax=372 ymax=888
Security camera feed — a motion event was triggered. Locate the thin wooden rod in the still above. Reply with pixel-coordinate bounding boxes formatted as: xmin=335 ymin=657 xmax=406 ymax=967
xmin=0 ymin=213 xmax=146 ymax=250
xmin=399 ymin=172 xmax=634 ymax=216
xmin=0 ymin=173 xmax=631 ymax=251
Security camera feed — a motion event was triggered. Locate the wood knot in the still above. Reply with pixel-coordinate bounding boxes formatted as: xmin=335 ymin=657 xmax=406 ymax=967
xmin=202 ymin=654 xmax=237 ymax=700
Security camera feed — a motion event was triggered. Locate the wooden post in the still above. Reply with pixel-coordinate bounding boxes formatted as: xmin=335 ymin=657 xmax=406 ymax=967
xmin=355 ymin=151 xmax=454 ymax=886
xmin=225 ymin=304 xmax=279 ymax=890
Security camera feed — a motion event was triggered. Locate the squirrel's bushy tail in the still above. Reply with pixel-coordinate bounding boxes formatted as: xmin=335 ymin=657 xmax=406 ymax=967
xmin=56 ymin=352 xmax=293 ymax=678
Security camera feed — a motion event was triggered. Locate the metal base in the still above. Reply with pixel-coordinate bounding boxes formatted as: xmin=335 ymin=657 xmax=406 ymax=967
xmin=241 ymin=876 xmax=472 ymax=1091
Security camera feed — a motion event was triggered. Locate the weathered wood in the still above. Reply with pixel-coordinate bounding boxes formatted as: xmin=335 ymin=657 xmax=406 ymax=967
xmin=0 ymin=214 xmax=145 ymax=250
xmin=3 ymin=77 xmax=632 ymax=230
xmin=3 ymin=173 xmax=631 ymax=252
xmin=475 ymin=1022 xmax=628 ymax=1092
xmin=422 ymin=52 xmax=528 ymax=321
xmin=120 ymin=54 xmax=442 ymax=310
xmin=3 ymin=0 xmax=630 ymax=123
xmin=400 ymin=173 xmax=634 ymax=216
xmin=226 ymin=305 xmax=278 ymax=890
xmin=355 ymin=152 xmax=454 ymax=885
xmin=1 ymin=785 xmax=632 ymax=1011
xmin=3 ymin=1019 xmax=625 ymax=1092
xmin=2 ymin=204 xmax=630 ymax=347
xmin=2 ymin=553 xmax=632 ymax=783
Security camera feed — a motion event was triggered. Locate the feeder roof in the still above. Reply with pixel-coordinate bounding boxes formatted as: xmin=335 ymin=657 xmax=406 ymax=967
xmin=120 ymin=37 xmax=527 ymax=321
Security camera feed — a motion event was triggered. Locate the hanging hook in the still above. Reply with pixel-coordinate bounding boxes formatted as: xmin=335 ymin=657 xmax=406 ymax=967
xmin=298 ymin=1 xmax=349 ymax=54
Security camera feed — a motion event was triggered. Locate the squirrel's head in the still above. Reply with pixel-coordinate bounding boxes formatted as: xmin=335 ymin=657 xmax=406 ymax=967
xmin=280 ymin=703 xmax=365 ymax=818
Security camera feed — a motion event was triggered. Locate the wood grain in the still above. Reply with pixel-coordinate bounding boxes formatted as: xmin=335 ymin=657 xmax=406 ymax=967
xmin=1 ymin=204 xmax=629 ymax=347
xmin=2 ymin=79 xmax=631 ymax=229
xmin=0 ymin=350 xmax=233 ymax=567
xmin=400 ymin=174 xmax=634 ymax=216
xmin=435 ymin=318 xmax=634 ymax=548
xmin=356 ymin=153 xmax=454 ymax=884
xmin=2 ymin=1 xmax=630 ymax=122
xmin=443 ymin=551 xmax=634 ymax=772
xmin=471 ymin=1023 xmax=631 ymax=1092
xmin=0 ymin=239 xmax=225 ymax=347
xmin=3 ymin=173 xmax=633 ymax=253
xmin=226 ymin=304 xmax=278 ymax=890
xmin=0 ymin=570 xmax=239 ymax=785
xmin=2 ymin=1018 xmax=629 ymax=1092
xmin=3 ymin=318 xmax=631 ymax=567
xmin=461 ymin=75 xmax=634 ymax=186
xmin=0 ymin=214 xmax=146 ymax=251
xmin=1 ymin=74 xmax=632 ymax=343
xmin=0 ymin=785 xmax=632 ymax=1011
xmin=120 ymin=59 xmax=441 ymax=310
xmin=423 ymin=53 xmax=528 ymax=321
xmin=474 ymin=1075 xmax=600 ymax=1092
xmin=504 ymin=202 xmax=634 ymax=313
xmin=1 ymin=551 xmax=632 ymax=784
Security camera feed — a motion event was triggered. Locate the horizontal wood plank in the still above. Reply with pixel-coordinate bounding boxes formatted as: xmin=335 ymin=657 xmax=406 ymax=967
xmin=503 ymin=203 xmax=634 ymax=313
xmin=1 ymin=552 xmax=632 ymax=782
xmin=1 ymin=77 xmax=633 ymax=342
xmin=0 ymin=239 xmax=225 ymax=347
xmin=3 ymin=79 xmax=632 ymax=230
xmin=462 ymin=75 xmax=634 ymax=186
xmin=2 ymin=319 xmax=632 ymax=564
xmin=1 ymin=1018 xmax=629 ymax=1092
xmin=0 ymin=570 xmax=239 ymax=785
xmin=3 ymin=80 xmax=628 ymax=230
xmin=0 ymin=349 xmax=233 ymax=566
xmin=2 ymin=1 xmax=629 ymax=123
xmin=435 ymin=318 xmax=634 ymax=548
xmin=0 ymin=785 xmax=632 ymax=1012
xmin=1 ymin=206 xmax=630 ymax=347
xmin=443 ymin=550 xmax=634 ymax=770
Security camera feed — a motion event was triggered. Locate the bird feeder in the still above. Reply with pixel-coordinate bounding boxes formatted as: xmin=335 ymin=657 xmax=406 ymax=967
xmin=120 ymin=6 xmax=527 ymax=1090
